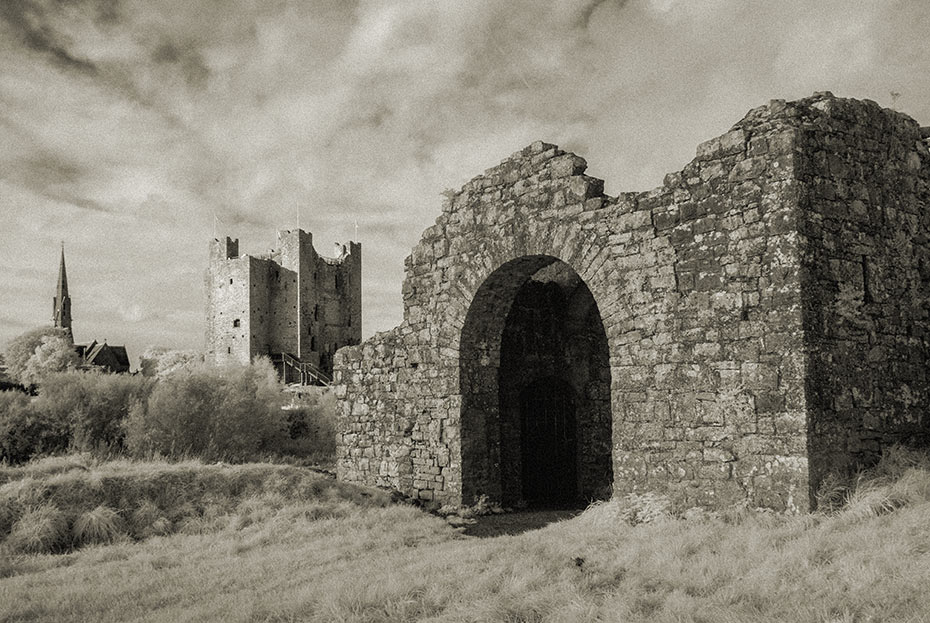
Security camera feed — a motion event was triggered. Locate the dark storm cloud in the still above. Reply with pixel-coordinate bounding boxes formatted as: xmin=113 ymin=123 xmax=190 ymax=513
xmin=0 ymin=0 xmax=99 ymax=75
xmin=2 ymin=155 xmax=114 ymax=214
xmin=21 ymin=154 xmax=88 ymax=185
xmin=151 ymin=39 xmax=210 ymax=89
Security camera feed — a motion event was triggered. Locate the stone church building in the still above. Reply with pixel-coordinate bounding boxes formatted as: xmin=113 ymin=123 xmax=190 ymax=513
xmin=334 ymin=94 xmax=930 ymax=512
xmin=53 ymin=246 xmax=130 ymax=374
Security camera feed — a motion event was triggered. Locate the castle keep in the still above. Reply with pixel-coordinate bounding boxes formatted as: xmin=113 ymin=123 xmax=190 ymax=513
xmin=205 ymin=229 xmax=361 ymax=382
xmin=334 ymin=94 xmax=930 ymax=512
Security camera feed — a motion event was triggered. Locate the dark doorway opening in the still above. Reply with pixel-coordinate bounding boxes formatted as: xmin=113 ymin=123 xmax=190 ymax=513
xmin=520 ymin=377 xmax=577 ymax=506
xmin=459 ymin=256 xmax=612 ymax=508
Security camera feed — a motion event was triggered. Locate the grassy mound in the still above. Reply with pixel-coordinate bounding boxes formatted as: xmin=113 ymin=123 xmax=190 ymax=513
xmin=0 ymin=454 xmax=390 ymax=556
xmin=5 ymin=448 xmax=930 ymax=622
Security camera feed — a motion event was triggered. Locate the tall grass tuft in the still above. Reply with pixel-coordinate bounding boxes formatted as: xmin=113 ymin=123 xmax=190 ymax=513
xmin=836 ymin=446 xmax=930 ymax=521
xmin=0 ymin=495 xmax=19 ymax=538
xmin=130 ymin=499 xmax=171 ymax=539
xmin=5 ymin=504 xmax=68 ymax=554
xmin=73 ymin=505 xmax=124 ymax=546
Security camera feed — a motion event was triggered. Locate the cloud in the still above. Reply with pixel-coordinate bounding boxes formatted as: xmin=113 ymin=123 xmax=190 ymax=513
xmin=2 ymin=0 xmax=930 ymax=360
xmin=0 ymin=0 xmax=100 ymax=75
xmin=150 ymin=39 xmax=210 ymax=89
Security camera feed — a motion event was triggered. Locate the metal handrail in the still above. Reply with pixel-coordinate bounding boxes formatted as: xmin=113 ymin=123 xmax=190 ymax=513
xmin=275 ymin=352 xmax=332 ymax=386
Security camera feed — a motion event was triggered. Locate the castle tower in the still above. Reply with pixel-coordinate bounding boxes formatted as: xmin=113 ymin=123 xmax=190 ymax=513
xmin=204 ymin=229 xmax=361 ymax=383
xmin=53 ymin=244 xmax=73 ymax=342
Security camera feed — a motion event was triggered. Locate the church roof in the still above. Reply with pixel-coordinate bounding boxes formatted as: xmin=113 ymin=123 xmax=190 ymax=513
xmin=77 ymin=340 xmax=131 ymax=373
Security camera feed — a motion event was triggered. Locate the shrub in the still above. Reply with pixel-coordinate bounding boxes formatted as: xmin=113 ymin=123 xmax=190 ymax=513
xmin=0 ymin=391 xmax=69 ymax=464
xmin=5 ymin=504 xmax=69 ymax=554
xmin=279 ymin=388 xmax=337 ymax=463
xmin=35 ymin=371 xmax=154 ymax=455
xmin=125 ymin=358 xmax=287 ymax=462
xmin=73 ymin=505 xmax=124 ymax=546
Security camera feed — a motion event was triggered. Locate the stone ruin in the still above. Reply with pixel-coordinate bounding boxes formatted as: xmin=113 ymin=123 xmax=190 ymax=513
xmin=334 ymin=93 xmax=930 ymax=512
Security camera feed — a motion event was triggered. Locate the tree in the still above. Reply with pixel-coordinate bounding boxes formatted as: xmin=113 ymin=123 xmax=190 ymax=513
xmin=4 ymin=327 xmax=76 ymax=386
xmin=138 ymin=347 xmax=203 ymax=378
xmin=20 ymin=335 xmax=80 ymax=386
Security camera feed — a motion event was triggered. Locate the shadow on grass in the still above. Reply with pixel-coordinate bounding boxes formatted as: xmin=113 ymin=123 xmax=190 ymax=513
xmin=463 ymin=509 xmax=582 ymax=538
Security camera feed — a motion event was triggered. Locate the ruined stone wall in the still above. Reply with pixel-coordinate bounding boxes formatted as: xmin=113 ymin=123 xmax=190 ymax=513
xmin=335 ymin=94 xmax=930 ymax=512
xmin=628 ymin=101 xmax=808 ymax=511
xmin=336 ymin=124 xmax=808 ymax=510
xmin=794 ymin=98 xmax=930 ymax=492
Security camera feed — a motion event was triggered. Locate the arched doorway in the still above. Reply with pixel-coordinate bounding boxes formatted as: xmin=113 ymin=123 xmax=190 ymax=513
xmin=459 ymin=256 xmax=612 ymax=508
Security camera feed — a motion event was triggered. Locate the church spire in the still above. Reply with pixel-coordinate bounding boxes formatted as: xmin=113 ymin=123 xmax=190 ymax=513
xmin=53 ymin=242 xmax=73 ymax=341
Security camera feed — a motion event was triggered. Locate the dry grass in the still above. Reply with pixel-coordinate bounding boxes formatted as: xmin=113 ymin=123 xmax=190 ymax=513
xmin=3 ymin=450 xmax=930 ymax=621
xmin=4 ymin=504 xmax=69 ymax=555
xmin=72 ymin=506 xmax=124 ymax=546
xmin=0 ymin=453 xmax=390 ymax=557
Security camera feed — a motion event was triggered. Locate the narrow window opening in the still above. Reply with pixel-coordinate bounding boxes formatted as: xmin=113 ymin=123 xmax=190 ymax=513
xmin=233 ymin=319 xmax=241 ymax=328
xmin=314 ymin=304 xmax=319 ymax=320
xmin=227 ymin=346 xmax=231 ymax=354
xmin=229 ymin=278 xmax=233 ymax=285
xmin=862 ymin=255 xmax=873 ymax=304
xmin=310 ymin=336 xmax=317 ymax=351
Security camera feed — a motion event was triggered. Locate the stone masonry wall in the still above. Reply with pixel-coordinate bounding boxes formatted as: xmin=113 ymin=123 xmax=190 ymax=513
xmin=335 ymin=94 xmax=930 ymax=512
xmin=792 ymin=97 xmax=930 ymax=492
xmin=204 ymin=237 xmax=252 ymax=366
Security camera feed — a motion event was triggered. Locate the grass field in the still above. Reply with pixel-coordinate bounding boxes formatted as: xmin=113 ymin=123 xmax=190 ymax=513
xmin=3 ymin=452 xmax=930 ymax=622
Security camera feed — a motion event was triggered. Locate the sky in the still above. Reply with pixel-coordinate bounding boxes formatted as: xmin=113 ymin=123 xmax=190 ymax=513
xmin=2 ymin=0 xmax=930 ymax=365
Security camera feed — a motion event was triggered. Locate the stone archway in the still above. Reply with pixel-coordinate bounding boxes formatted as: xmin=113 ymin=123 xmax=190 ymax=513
xmin=459 ymin=256 xmax=612 ymax=507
